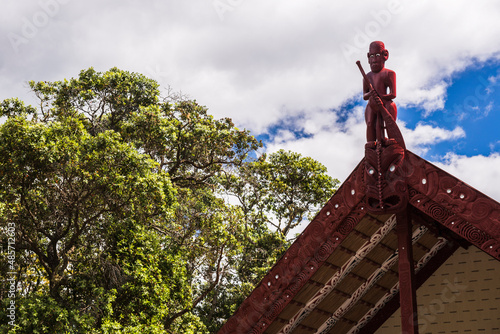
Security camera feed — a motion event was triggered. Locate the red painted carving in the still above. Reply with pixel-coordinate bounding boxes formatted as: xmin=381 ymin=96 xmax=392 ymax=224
xmin=355 ymin=41 xmax=500 ymax=259
xmin=218 ymin=149 xmax=500 ymax=333
xmin=396 ymin=210 xmax=419 ymax=334
xmin=359 ymin=41 xmax=399 ymax=146
xmin=279 ymin=215 xmax=397 ymax=334
xmin=218 ymin=46 xmax=500 ymax=332
xmin=354 ymin=238 xmax=458 ymax=334
xmin=363 ymin=140 xmax=407 ymax=213
xmin=357 ymin=42 xmax=407 ymax=214
xmin=405 ymin=151 xmax=500 ymax=260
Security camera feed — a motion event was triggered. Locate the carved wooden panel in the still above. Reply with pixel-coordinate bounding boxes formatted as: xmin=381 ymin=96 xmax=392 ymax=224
xmin=363 ymin=140 xmax=407 ymax=214
xmin=405 ymin=151 xmax=500 ymax=261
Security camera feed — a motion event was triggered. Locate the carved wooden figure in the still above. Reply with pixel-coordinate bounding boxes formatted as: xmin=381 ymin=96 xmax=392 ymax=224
xmin=357 ymin=41 xmax=407 ymax=214
xmin=362 ymin=41 xmax=397 ymax=145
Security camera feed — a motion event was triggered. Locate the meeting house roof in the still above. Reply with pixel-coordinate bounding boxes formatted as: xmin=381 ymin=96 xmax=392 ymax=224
xmin=217 ymin=150 xmax=500 ymax=334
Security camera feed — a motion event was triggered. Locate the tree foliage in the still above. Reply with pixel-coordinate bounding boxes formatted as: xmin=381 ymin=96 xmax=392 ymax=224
xmin=0 ymin=68 xmax=338 ymax=333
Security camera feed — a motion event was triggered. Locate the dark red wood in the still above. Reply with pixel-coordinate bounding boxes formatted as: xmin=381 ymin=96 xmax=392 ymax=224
xmin=396 ymin=210 xmax=419 ymax=334
xmin=359 ymin=41 xmax=399 ymax=146
xmin=405 ymin=151 xmax=500 ymax=260
xmin=218 ymin=150 xmax=500 ymax=333
xmin=363 ymin=142 xmax=407 ymax=214
xmin=358 ymin=42 xmax=409 ymax=215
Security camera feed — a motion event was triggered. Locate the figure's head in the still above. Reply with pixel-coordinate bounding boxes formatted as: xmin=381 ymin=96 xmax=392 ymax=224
xmin=367 ymin=41 xmax=389 ymax=73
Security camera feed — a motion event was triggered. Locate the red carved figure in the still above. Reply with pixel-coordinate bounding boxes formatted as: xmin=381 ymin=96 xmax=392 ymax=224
xmin=363 ymin=41 xmax=397 ymax=145
xmin=357 ymin=41 xmax=407 ymax=214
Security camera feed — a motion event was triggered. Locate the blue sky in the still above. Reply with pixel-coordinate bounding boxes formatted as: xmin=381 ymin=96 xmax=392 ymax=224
xmin=402 ymin=62 xmax=500 ymax=158
xmin=1 ymin=0 xmax=500 ymax=201
xmin=263 ymin=60 xmax=500 ymax=158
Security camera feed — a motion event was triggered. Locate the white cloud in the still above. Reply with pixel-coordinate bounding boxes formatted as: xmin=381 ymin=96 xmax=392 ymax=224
xmin=480 ymin=101 xmax=494 ymax=119
xmin=1 ymin=0 xmax=500 ymax=205
xmin=264 ymin=106 xmax=366 ymax=182
xmin=398 ymin=83 xmax=448 ymax=117
xmin=488 ymin=70 xmax=500 ymax=86
xmin=2 ymin=0 xmax=500 ymax=132
xmin=490 ymin=140 xmax=500 ymax=151
xmin=434 ymin=153 xmax=500 ymax=202
xmin=402 ymin=123 xmax=466 ymax=155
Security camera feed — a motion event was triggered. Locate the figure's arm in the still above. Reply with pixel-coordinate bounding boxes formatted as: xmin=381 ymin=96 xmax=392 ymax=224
xmin=362 ymin=75 xmax=378 ymax=101
xmin=363 ymin=77 xmax=371 ymax=100
xmin=380 ymin=70 xmax=396 ymax=101
xmin=356 ymin=62 xmax=382 ymax=105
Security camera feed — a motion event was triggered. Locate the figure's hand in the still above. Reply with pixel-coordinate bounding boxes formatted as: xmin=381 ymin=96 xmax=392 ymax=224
xmin=368 ymin=89 xmax=378 ymax=98
xmin=373 ymin=95 xmax=383 ymax=107
xmin=368 ymin=90 xmax=383 ymax=108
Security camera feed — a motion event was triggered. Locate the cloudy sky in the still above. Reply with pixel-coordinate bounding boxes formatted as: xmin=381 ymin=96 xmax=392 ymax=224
xmin=2 ymin=0 xmax=500 ymax=202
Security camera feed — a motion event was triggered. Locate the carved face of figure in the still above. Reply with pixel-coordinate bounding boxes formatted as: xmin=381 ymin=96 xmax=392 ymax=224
xmin=367 ymin=41 xmax=389 ymax=73
xmin=364 ymin=141 xmax=407 ymax=214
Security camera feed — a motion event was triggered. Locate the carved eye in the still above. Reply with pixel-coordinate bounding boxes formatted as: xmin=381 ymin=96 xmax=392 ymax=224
xmin=376 ymin=53 xmax=381 ymax=57
xmin=389 ymin=165 xmax=396 ymax=172
xmin=368 ymin=168 xmax=375 ymax=175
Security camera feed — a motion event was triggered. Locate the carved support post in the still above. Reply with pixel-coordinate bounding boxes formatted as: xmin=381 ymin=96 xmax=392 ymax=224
xmin=396 ymin=210 xmax=419 ymax=334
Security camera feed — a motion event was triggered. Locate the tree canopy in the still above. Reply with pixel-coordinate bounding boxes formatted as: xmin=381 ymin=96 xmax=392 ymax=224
xmin=0 ymin=68 xmax=339 ymax=333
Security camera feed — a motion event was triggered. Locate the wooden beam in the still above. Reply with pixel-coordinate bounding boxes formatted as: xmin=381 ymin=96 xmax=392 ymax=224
xmin=349 ymin=236 xmax=450 ymax=334
xmin=355 ymin=238 xmax=459 ymax=334
xmin=314 ymin=225 xmax=428 ymax=333
xmin=277 ymin=215 xmax=397 ymax=334
xmin=396 ymin=210 xmax=419 ymax=333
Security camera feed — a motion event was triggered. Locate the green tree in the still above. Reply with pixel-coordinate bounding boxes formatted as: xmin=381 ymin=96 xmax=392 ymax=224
xmin=0 ymin=68 xmax=338 ymax=333
xmin=220 ymin=149 xmax=339 ymax=239
xmin=0 ymin=114 xmax=179 ymax=332
xmin=198 ymin=150 xmax=339 ymax=331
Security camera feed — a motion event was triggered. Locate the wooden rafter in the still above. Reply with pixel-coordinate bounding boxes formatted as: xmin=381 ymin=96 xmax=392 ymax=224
xmin=278 ymin=214 xmax=397 ymax=334
xmin=314 ymin=225 xmax=428 ymax=333
xmin=348 ymin=236 xmax=449 ymax=333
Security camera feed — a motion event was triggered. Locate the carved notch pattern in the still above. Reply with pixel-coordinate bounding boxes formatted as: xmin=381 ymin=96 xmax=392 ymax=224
xmin=405 ymin=151 xmax=500 ymax=260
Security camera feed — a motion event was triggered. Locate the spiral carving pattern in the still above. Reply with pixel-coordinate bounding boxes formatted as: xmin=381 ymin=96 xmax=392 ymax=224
xmin=219 ymin=151 xmax=500 ymax=334
xmin=267 ymin=297 xmax=286 ymax=320
xmin=458 ymin=222 xmax=489 ymax=245
xmin=408 ymin=187 xmax=419 ymax=198
xmin=309 ymin=220 xmax=326 ymax=242
xmin=470 ymin=199 xmax=493 ymax=222
xmin=316 ymin=240 xmax=335 ymax=262
xmin=482 ymin=240 xmax=500 ymax=257
xmin=338 ymin=216 xmax=359 ymax=235
xmin=426 ymin=202 xmax=451 ymax=222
